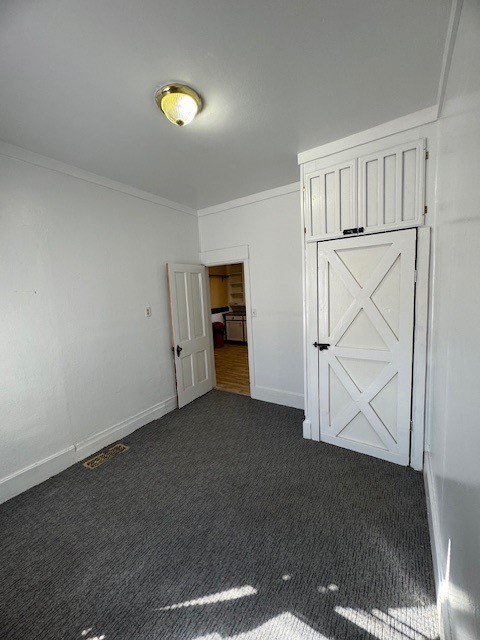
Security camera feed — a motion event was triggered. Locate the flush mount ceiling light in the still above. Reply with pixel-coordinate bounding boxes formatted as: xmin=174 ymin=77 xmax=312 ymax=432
xmin=155 ymin=83 xmax=203 ymax=127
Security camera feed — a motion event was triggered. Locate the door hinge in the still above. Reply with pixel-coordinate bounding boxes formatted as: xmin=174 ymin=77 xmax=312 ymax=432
xmin=410 ymin=420 xmax=413 ymax=431
xmin=302 ymin=184 xmax=306 ymax=192
xmin=304 ymin=226 xmax=307 ymax=235
xmin=414 ymin=270 xmax=417 ymax=283
xmin=425 ymin=150 xmax=429 ymax=160
xmin=424 ymin=205 xmax=428 ymax=215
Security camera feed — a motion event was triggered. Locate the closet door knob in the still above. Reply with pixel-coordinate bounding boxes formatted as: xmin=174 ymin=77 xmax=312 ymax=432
xmin=313 ymin=342 xmax=330 ymax=351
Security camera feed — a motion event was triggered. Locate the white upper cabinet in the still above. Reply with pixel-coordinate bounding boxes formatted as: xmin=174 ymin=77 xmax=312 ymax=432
xmin=304 ymin=138 xmax=426 ymax=241
xmin=305 ymin=160 xmax=356 ymax=239
xmin=358 ymin=140 xmax=425 ymax=233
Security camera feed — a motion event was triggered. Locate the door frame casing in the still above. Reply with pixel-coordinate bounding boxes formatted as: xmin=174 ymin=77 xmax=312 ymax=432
xmin=200 ymin=245 xmax=255 ymax=395
xmin=303 ymin=227 xmax=430 ymax=470
xmin=410 ymin=226 xmax=430 ymax=470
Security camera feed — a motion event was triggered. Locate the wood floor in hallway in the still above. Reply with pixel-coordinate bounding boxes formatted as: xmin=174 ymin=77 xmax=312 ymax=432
xmin=214 ymin=343 xmax=250 ymax=396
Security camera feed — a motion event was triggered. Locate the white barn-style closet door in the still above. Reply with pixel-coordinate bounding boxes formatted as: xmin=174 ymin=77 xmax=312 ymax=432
xmin=317 ymin=229 xmax=416 ymax=465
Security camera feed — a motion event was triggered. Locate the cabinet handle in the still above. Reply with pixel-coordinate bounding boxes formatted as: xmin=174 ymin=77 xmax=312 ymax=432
xmin=343 ymin=227 xmax=364 ymax=235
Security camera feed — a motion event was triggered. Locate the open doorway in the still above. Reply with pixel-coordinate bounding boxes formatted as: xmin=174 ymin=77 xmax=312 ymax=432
xmin=208 ymin=263 xmax=250 ymax=396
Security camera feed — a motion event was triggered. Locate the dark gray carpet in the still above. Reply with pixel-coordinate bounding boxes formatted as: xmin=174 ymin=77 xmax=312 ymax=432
xmin=0 ymin=390 xmax=437 ymax=640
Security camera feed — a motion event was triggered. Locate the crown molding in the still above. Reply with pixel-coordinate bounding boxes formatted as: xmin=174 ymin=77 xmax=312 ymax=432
xmin=297 ymin=106 xmax=438 ymax=165
xmin=197 ymin=182 xmax=300 ymax=217
xmin=0 ymin=140 xmax=196 ymax=216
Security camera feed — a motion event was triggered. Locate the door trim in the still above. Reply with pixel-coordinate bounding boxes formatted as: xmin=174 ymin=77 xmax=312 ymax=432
xmin=303 ymin=227 xmax=431 ymax=469
xmin=411 ymin=226 xmax=431 ymax=470
xmin=200 ymin=245 xmax=255 ymax=395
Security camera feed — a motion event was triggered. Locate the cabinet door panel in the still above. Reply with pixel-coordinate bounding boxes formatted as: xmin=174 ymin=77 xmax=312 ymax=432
xmin=383 ymin=153 xmax=397 ymax=224
xmin=324 ymin=170 xmax=336 ymax=235
xmin=358 ymin=139 xmax=425 ymax=233
xmin=339 ymin=165 xmax=354 ymax=231
xmin=402 ymin=148 xmax=417 ymax=222
xmin=305 ymin=160 xmax=357 ymax=240
xmin=226 ymin=320 xmax=244 ymax=342
xmin=365 ymin=158 xmax=379 ymax=227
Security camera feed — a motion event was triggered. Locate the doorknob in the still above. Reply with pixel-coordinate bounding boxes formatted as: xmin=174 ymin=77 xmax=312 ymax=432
xmin=313 ymin=342 xmax=330 ymax=351
xmin=176 ymin=345 xmax=183 ymax=357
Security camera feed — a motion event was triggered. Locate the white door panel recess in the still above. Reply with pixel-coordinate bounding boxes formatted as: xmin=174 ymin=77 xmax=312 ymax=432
xmin=305 ymin=159 xmax=356 ymax=239
xmin=317 ymin=229 xmax=416 ymax=465
xmin=358 ymin=139 xmax=425 ymax=233
xmin=167 ymin=264 xmax=214 ymax=408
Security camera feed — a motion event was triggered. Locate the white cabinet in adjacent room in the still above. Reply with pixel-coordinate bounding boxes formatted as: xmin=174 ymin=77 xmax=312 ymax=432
xmin=225 ymin=318 xmax=245 ymax=342
xmin=227 ymin=264 xmax=245 ymax=306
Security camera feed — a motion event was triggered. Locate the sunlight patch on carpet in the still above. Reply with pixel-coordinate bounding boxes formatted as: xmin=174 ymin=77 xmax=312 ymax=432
xmin=335 ymin=605 xmax=438 ymax=640
xmin=158 ymin=585 xmax=257 ymax=611
xmin=193 ymin=612 xmax=331 ymax=639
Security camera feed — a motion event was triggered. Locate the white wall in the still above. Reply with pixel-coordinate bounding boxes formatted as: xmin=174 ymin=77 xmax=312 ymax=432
xmin=426 ymin=1 xmax=480 ymax=638
xmin=0 ymin=147 xmax=200 ymax=502
xmin=198 ymin=185 xmax=304 ymax=409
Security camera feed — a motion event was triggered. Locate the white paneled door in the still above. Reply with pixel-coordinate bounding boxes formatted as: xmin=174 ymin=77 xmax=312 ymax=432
xmin=317 ymin=229 xmax=416 ymax=465
xmin=167 ymin=264 xmax=214 ymax=408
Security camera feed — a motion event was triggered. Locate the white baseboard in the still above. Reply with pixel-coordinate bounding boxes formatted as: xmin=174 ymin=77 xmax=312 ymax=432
xmin=0 ymin=395 xmax=177 ymax=505
xmin=424 ymin=452 xmax=452 ymax=640
xmin=0 ymin=446 xmax=76 ymax=505
xmin=251 ymin=385 xmax=304 ymax=410
xmin=75 ymin=395 xmax=177 ymax=461
xmin=424 ymin=453 xmax=441 ymax=592
xmin=302 ymin=419 xmax=312 ymax=439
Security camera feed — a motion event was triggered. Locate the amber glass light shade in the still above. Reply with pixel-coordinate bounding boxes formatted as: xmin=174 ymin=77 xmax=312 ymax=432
xmin=155 ymin=84 xmax=202 ymax=126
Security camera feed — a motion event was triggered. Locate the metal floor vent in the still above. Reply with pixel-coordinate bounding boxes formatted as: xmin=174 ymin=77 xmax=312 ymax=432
xmin=83 ymin=443 xmax=129 ymax=469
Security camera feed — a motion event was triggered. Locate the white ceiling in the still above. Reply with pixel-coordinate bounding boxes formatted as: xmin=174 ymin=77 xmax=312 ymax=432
xmin=0 ymin=0 xmax=451 ymax=210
